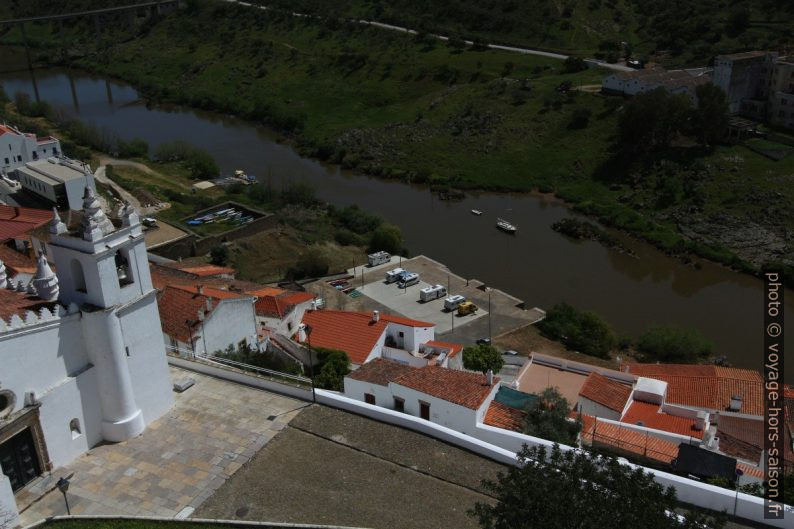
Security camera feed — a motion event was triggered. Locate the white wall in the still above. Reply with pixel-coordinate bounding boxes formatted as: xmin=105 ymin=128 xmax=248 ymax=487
xmin=578 ymin=396 xmax=622 ymax=421
xmin=194 ymin=298 xmax=258 ymax=355
xmin=389 ymin=382 xmax=481 ymax=436
xmin=0 ymin=473 xmax=19 ymax=529
xmin=343 ymin=378 xmax=394 ymax=408
xmin=37 ymin=367 xmax=102 ymax=468
xmin=385 ymin=322 xmax=433 ymax=352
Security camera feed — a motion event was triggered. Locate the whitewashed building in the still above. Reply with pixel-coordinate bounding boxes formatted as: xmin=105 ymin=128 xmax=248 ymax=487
xmin=157 ymin=284 xmax=260 ymax=355
xmin=0 ymin=191 xmax=173 ymax=520
xmin=0 ymin=124 xmax=61 ymax=175
xmin=15 ymin=158 xmax=96 ymax=211
xmin=344 ymin=358 xmax=499 ymax=437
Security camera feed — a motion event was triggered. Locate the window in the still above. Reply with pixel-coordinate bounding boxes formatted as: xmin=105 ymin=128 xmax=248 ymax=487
xmin=3 ymin=158 xmax=7 ymax=165
xmin=420 ymin=401 xmax=430 ymax=421
xmin=114 ymin=251 xmax=134 ymax=287
xmin=71 ymin=259 xmax=87 ymax=293
xmin=69 ymin=418 xmax=82 ymax=439
xmin=364 ymin=393 xmax=375 ymax=405
xmin=393 ymin=397 xmax=405 ymax=413
xmin=0 ymin=390 xmax=15 ymax=419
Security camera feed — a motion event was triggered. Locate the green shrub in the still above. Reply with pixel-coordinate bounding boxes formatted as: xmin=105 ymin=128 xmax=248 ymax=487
xmin=537 ymin=302 xmax=616 ymax=358
xmin=635 ymin=325 xmax=712 ymax=363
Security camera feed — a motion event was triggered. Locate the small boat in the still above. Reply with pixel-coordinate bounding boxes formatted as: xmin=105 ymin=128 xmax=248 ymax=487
xmin=471 ymin=209 xmax=483 ymax=216
xmin=496 ymin=218 xmax=517 ymax=233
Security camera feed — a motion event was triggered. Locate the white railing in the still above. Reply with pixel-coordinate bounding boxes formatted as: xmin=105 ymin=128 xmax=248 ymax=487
xmin=165 ymin=345 xmax=310 ymax=385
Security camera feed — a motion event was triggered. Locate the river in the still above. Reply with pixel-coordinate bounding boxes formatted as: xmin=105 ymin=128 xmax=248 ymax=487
xmin=1 ymin=67 xmax=790 ymax=383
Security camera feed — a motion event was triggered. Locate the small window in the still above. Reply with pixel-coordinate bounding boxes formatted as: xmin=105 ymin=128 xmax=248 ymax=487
xmin=420 ymin=401 xmax=430 ymax=421
xmin=398 ymin=331 xmax=404 ymax=338
xmin=70 ymin=418 xmax=82 ymax=439
xmin=3 ymin=157 xmax=8 ymax=165
xmin=364 ymin=393 xmax=375 ymax=405
xmin=125 ymin=346 xmax=130 ymax=357
xmin=394 ymin=397 xmax=405 ymax=413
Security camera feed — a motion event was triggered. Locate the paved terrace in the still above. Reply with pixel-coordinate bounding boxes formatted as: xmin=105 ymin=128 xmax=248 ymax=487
xmin=17 ymin=367 xmax=307 ymax=525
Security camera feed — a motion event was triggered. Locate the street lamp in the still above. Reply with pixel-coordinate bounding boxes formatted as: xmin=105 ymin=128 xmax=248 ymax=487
xmin=304 ymin=324 xmax=315 ymax=403
xmin=56 ymin=476 xmax=71 ymax=515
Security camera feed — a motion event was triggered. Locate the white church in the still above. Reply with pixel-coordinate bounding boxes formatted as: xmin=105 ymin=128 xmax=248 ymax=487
xmin=0 ymin=189 xmax=174 ymax=522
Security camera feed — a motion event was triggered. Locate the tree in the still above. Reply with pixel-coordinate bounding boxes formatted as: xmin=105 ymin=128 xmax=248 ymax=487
xmin=568 ymin=108 xmax=591 ymax=129
xmin=369 ymin=223 xmax=403 ymax=255
xmin=462 ymin=344 xmax=504 ymax=375
xmin=210 ymin=244 xmax=229 ymax=266
xmin=522 ymin=387 xmax=580 ymax=445
xmin=313 ymin=349 xmax=351 ymax=391
xmin=470 ymin=444 xmax=726 ymax=529
xmin=288 ymin=247 xmax=329 ymax=279
xmin=537 ymin=303 xmax=616 ymax=359
xmin=618 ymin=88 xmax=691 ymax=156
xmin=635 ymin=325 xmax=712 ymax=363
xmin=118 ymin=138 xmax=149 ymax=158
xmin=562 ymin=56 xmax=588 ymax=73
xmin=693 ymin=83 xmax=728 ymax=147
xmin=185 ymin=149 xmax=219 ymax=179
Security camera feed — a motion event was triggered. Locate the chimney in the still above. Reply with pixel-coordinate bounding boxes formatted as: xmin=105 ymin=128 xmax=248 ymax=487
xmin=197 ymin=309 xmax=204 ymax=321
xmin=372 ymin=310 xmax=379 ymax=323
xmin=486 ymin=369 xmax=494 ymax=386
xmin=695 ymin=411 xmax=708 ymax=431
xmin=729 ymin=394 xmax=742 ymax=412
xmin=297 ymin=323 xmax=307 ymax=342
xmin=197 ymin=284 xmax=204 ymax=295
xmin=311 ymin=299 xmax=317 ymax=311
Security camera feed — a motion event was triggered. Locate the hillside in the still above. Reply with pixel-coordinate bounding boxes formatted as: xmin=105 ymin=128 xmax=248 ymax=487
xmin=0 ymin=0 xmax=792 ymax=277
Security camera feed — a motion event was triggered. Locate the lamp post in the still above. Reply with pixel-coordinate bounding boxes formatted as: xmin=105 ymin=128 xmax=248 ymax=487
xmin=56 ymin=476 xmax=71 ymax=515
xmin=305 ymin=324 xmax=315 ymax=403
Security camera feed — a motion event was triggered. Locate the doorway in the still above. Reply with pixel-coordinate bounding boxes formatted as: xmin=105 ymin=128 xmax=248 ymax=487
xmin=0 ymin=428 xmax=41 ymax=492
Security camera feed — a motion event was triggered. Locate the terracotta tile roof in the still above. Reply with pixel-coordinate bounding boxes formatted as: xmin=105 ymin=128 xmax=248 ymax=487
xmin=156 ymin=285 xmax=224 ymax=343
xmin=581 ymin=414 xmax=679 ymax=465
xmin=624 ymin=363 xmax=764 ymax=416
xmin=621 ymin=401 xmax=704 ymax=439
xmin=347 ymin=357 xmax=415 ymax=386
xmin=484 ymin=401 xmax=526 ymax=432
xmin=175 ymin=264 xmax=236 ymax=277
xmin=424 ymin=340 xmax=464 ymax=358
xmin=149 ymin=263 xmax=262 ymax=292
xmin=0 ymin=205 xmax=53 ymax=242
xmin=378 ymin=313 xmax=434 ymax=328
xmin=717 ymin=416 xmax=763 ymax=462
xmin=393 ymin=365 xmax=498 ymax=410
xmin=0 ymin=245 xmax=37 ymax=276
xmin=248 ymin=286 xmax=286 ymax=297
xmin=736 ymin=462 xmax=765 ymax=480
xmin=578 ymin=372 xmax=632 ymax=412
xmin=0 ymin=288 xmax=57 ymax=321
xmin=169 ymin=283 xmax=249 ymax=300
xmin=301 ymin=310 xmax=387 ymax=364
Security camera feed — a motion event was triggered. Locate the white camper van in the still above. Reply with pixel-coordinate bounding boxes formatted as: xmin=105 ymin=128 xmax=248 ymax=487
xmin=420 ymin=284 xmax=447 ymax=302
xmin=444 ymin=294 xmax=466 ymax=311
xmin=368 ymin=251 xmax=391 ymax=267
xmin=385 ymin=267 xmax=406 ymax=283
xmin=398 ymin=272 xmax=420 ymax=288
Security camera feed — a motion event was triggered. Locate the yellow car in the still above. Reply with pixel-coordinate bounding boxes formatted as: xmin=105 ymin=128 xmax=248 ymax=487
xmin=457 ymin=301 xmax=478 ymax=316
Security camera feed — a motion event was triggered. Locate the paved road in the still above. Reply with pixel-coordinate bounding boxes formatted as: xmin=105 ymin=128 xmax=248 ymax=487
xmin=221 ymin=0 xmax=632 ymax=72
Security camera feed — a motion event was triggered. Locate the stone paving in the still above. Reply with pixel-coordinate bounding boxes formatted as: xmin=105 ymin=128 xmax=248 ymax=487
xmin=17 ymin=366 xmax=307 ymax=525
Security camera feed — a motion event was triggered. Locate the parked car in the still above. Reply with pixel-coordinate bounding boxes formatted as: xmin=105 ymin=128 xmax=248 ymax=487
xmin=503 ymin=349 xmax=519 ymax=356
xmin=476 ymin=337 xmax=492 ymax=345
xmin=457 ymin=301 xmax=478 ymax=316
xmin=443 ymin=294 xmax=466 ymax=312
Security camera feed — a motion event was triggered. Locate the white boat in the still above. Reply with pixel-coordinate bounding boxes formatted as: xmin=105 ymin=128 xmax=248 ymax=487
xmin=471 ymin=209 xmax=483 ymax=216
xmin=496 ymin=218 xmax=517 ymax=233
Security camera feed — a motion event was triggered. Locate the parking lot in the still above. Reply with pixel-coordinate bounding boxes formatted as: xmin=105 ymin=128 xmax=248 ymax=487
xmin=329 ymin=255 xmax=545 ymax=346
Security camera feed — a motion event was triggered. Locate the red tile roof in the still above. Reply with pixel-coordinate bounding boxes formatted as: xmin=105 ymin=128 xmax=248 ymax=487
xmin=484 ymin=401 xmax=526 ymax=431
xmin=581 ymin=414 xmax=679 ymax=465
xmin=347 ymin=357 xmax=415 ymax=386
xmin=156 ymin=285 xmax=227 ymax=343
xmin=424 ymin=340 xmax=463 ymax=358
xmin=378 ymin=313 xmax=434 ymax=328
xmin=169 ymin=283 xmax=248 ymax=300
xmin=393 ymin=365 xmax=499 ymax=410
xmin=621 ymin=401 xmax=704 ymax=439
xmin=717 ymin=416 xmax=763 ymax=462
xmin=736 ymin=463 xmax=765 ymax=480
xmin=624 ymin=363 xmax=764 ymax=416
xmin=250 ymin=287 xmax=315 ymax=318
xmin=301 ymin=310 xmax=387 ymax=364
xmin=176 ymin=264 xmax=236 ymax=277
xmin=0 ymin=205 xmax=53 ymax=243
xmin=578 ymin=372 xmax=632 ymax=412
xmin=0 ymin=288 xmax=57 ymax=321
xmin=0 ymin=245 xmax=37 ymax=276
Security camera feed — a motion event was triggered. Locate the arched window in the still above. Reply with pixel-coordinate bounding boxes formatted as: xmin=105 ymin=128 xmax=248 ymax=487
xmin=114 ymin=251 xmax=134 ymax=287
xmin=0 ymin=389 xmax=15 ymax=418
xmin=71 ymin=259 xmax=87 ymax=293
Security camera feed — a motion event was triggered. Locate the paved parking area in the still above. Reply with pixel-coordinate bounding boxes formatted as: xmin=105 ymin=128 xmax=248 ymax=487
xmin=359 ymin=277 xmax=487 ymax=333
xmin=17 ymin=366 xmax=307 ymax=525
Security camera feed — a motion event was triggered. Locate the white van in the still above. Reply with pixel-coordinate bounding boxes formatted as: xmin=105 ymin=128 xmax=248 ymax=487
xmin=420 ymin=284 xmax=447 ymax=302
xmin=398 ymin=273 xmax=420 ymax=288
xmin=444 ymin=295 xmax=466 ymax=311
xmin=385 ymin=267 xmax=406 ymax=283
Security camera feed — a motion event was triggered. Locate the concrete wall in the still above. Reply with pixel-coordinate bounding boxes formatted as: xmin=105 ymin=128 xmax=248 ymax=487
xmin=343 ymin=378 xmax=394 ymax=409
